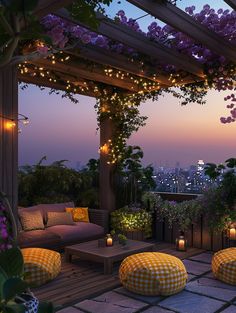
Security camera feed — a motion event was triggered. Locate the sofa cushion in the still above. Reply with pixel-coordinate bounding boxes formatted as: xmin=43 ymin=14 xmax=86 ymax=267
xmin=48 ymin=222 xmax=104 ymax=244
xmin=18 ymin=229 xmax=61 ymax=249
xmin=66 ymin=207 xmax=90 ymax=222
xmin=18 ymin=202 xmax=74 ymax=224
xmin=19 ymin=210 xmax=44 ymax=231
xmin=47 ymin=211 xmax=74 ymax=227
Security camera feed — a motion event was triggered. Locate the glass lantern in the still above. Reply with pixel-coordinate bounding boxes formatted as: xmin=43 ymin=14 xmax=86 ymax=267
xmin=106 ymin=234 xmax=113 ymax=247
xmin=228 ymin=224 xmax=236 ymax=241
xmin=176 ymin=233 xmax=187 ymax=251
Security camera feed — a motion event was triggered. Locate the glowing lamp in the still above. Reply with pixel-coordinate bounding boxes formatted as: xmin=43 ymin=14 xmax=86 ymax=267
xmin=1 ymin=113 xmax=29 ymax=132
xmin=100 ymin=143 xmax=109 ymax=154
xmin=228 ymin=225 xmax=236 ymax=240
xmin=106 ymin=234 xmax=113 ymax=247
xmin=5 ymin=121 xmax=16 ymax=129
xmin=176 ymin=233 xmax=187 ymax=251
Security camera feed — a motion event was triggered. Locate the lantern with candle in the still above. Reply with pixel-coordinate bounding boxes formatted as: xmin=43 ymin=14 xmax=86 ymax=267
xmin=176 ymin=232 xmax=187 ymax=251
xmin=228 ymin=224 xmax=236 ymax=241
xmin=106 ymin=234 xmax=113 ymax=247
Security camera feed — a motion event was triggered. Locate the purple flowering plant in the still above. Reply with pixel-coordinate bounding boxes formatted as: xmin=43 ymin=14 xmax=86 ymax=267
xmin=39 ymin=4 xmax=236 ymax=123
xmin=0 ymin=203 xmax=12 ymax=252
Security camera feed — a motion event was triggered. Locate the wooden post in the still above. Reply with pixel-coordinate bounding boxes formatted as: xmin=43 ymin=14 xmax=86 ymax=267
xmin=0 ymin=65 xmax=18 ymax=217
xmin=99 ymin=100 xmax=115 ymax=212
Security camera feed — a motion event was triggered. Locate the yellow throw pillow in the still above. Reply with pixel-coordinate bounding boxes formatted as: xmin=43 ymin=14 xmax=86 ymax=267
xmin=65 ymin=207 xmax=90 ymax=222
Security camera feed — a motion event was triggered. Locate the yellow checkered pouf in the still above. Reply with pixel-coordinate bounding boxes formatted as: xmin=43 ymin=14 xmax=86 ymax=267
xmin=212 ymin=247 xmax=236 ymax=285
xmin=21 ymin=248 xmax=61 ymax=287
xmin=119 ymin=252 xmax=187 ymax=296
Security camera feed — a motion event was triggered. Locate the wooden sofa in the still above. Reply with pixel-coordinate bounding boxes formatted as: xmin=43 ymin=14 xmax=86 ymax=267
xmin=18 ymin=202 xmax=109 ymax=250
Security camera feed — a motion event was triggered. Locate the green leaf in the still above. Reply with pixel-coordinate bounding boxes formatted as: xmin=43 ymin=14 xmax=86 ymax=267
xmin=37 ymin=301 xmax=54 ymax=313
xmin=71 ymin=1 xmax=99 ymax=29
xmin=225 ymin=158 xmax=236 ymax=168
xmin=3 ymin=278 xmax=28 ymax=302
xmin=4 ymin=303 xmax=25 ymax=313
xmin=0 ymin=247 xmax=24 ymax=277
xmin=0 ymin=268 xmax=7 ymax=299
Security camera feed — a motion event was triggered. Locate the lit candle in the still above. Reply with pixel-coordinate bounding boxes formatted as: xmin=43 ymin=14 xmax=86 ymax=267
xmin=178 ymin=239 xmax=185 ymax=250
xmin=229 ymin=227 xmax=236 ymax=240
xmin=106 ymin=234 xmax=113 ymax=246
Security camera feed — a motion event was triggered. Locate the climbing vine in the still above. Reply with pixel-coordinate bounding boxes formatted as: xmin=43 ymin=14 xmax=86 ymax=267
xmin=95 ymin=87 xmax=163 ymax=165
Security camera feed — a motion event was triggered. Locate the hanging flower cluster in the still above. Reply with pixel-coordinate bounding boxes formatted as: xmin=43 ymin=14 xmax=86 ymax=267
xmin=0 ymin=203 xmax=12 ymax=252
xmin=221 ymin=94 xmax=236 ymax=124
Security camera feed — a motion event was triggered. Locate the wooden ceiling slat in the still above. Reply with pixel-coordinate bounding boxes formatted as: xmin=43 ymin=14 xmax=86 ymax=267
xmin=224 ymin=0 xmax=236 ymax=10
xmin=56 ymin=10 xmax=205 ymax=78
xmin=30 ymin=59 xmax=143 ymax=92
xmin=128 ymin=0 xmax=236 ymax=63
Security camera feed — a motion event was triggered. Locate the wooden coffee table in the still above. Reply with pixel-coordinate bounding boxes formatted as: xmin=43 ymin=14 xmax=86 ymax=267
xmin=65 ymin=239 xmax=155 ymax=274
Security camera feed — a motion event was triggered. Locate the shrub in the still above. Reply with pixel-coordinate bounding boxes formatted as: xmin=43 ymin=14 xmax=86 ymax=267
xmin=110 ymin=206 xmax=152 ymax=238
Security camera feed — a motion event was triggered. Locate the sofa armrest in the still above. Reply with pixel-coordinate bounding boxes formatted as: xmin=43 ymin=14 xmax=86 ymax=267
xmin=89 ymin=209 xmax=109 ymax=233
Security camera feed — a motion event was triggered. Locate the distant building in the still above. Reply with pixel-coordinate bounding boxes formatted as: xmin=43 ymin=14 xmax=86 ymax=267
xmin=197 ymin=160 xmax=205 ymax=173
xmin=154 ymin=159 xmax=217 ymax=194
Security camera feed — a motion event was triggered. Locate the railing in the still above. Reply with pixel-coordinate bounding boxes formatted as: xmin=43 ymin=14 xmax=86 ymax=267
xmin=154 ymin=192 xmax=229 ymax=251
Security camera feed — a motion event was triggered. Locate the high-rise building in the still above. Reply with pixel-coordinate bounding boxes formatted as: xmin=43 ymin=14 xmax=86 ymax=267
xmin=197 ymin=160 xmax=205 ymax=172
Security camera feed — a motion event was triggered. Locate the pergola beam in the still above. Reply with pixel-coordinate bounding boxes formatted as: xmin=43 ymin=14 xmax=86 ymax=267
xmin=35 ymin=0 xmax=73 ymax=18
xmin=69 ymin=44 xmax=201 ymax=87
xmin=30 ymin=58 xmax=153 ymax=92
xmin=224 ymin=0 xmax=236 ymax=10
xmin=19 ymin=74 xmax=97 ymax=98
xmin=128 ymin=0 xmax=236 ymax=64
xmin=56 ymin=10 xmax=205 ymax=79
xmin=69 ymin=44 xmax=172 ymax=86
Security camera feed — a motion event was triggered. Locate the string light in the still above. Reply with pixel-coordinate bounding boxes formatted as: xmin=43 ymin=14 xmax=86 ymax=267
xmin=0 ymin=113 xmax=29 ymax=133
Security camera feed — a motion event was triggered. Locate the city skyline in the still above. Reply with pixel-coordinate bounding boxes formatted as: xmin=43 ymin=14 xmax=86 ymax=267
xmin=18 ymin=0 xmax=236 ymax=168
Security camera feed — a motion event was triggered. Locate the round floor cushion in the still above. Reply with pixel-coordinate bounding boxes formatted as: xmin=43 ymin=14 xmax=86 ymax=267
xmin=212 ymin=247 xmax=236 ymax=285
xmin=21 ymin=248 xmax=61 ymax=287
xmin=119 ymin=252 xmax=187 ymax=296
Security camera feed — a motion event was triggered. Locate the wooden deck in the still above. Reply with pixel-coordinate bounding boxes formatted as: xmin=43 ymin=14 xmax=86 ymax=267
xmin=33 ymin=242 xmax=204 ymax=310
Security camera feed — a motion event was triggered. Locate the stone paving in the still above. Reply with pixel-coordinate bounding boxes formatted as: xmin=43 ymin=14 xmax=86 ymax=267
xmin=57 ymin=252 xmax=236 ymax=313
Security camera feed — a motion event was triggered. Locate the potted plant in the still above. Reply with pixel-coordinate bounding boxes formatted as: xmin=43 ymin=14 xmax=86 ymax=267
xmin=117 ymin=234 xmax=128 ymax=246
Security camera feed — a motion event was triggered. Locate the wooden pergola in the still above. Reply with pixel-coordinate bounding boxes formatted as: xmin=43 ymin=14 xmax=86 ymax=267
xmin=0 ymin=0 xmax=235 ymax=216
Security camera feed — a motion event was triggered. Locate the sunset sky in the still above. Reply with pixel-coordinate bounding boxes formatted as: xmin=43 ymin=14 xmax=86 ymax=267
xmin=18 ymin=0 xmax=236 ymax=168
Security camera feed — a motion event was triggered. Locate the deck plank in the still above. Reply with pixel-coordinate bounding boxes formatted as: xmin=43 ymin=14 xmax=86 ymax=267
xmin=33 ymin=242 xmax=204 ymax=308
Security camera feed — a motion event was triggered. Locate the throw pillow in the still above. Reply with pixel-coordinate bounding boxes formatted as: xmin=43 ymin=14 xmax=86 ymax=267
xmin=65 ymin=207 xmax=90 ymax=222
xmin=47 ymin=211 xmax=74 ymax=227
xmin=19 ymin=210 xmax=44 ymax=231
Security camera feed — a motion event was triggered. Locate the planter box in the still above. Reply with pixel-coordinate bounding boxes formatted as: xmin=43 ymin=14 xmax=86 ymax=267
xmin=123 ymin=230 xmax=145 ymax=241
xmin=155 ymin=215 xmax=229 ymax=251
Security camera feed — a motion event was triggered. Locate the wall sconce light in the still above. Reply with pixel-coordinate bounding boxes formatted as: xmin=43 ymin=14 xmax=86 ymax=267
xmin=99 ymin=143 xmax=109 ymax=154
xmin=0 ymin=113 xmax=29 ymax=133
